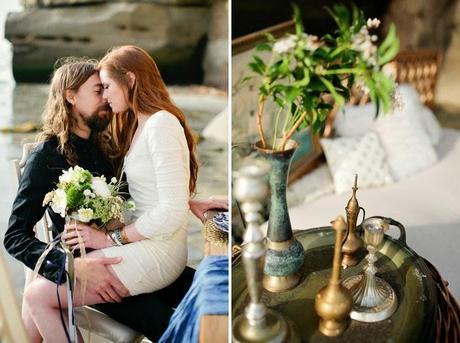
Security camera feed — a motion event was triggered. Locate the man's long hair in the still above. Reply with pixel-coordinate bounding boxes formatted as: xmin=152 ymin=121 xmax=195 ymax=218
xmin=97 ymin=45 xmax=198 ymax=194
xmin=37 ymin=57 xmax=111 ymax=165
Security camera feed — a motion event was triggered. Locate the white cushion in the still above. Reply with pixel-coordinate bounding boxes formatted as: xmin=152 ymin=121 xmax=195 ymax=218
xmin=333 ymin=84 xmax=442 ymax=147
xmin=375 ymin=92 xmax=438 ymax=181
xmin=418 ymin=104 xmax=442 ymax=146
xmin=397 ymin=84 xmax=442 ymax=146
xmin=333 ymin=102 xmax=376 ymax=138
xmin=320 ymin=132 xmax=393 ymax=194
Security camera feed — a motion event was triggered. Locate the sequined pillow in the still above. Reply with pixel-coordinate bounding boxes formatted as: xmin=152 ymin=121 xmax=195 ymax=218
xmin=320 ymin=132 xmax=394 ymax=194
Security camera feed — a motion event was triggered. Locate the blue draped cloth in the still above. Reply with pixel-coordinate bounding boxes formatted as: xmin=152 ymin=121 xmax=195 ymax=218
xmin=159 ymin=255 xmax=228 ymax=343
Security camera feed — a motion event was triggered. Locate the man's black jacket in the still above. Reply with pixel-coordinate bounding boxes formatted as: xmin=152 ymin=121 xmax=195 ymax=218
xmin=4 ymin=134 xmax=114 ymax=283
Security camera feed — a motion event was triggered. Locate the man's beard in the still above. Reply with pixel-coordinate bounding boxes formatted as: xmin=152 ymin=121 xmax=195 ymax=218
xmin=83 ymin=104 xmax=112 ymax=132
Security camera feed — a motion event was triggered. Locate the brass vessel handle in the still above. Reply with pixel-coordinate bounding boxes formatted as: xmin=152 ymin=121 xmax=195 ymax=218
xmin=358 ymin=206 xmax=366 ymax=225
xmin=361 ymin=216 xmax=407 ymax=244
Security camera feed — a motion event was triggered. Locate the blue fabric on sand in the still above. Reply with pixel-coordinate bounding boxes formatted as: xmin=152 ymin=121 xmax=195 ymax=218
xmin=159 ymin=255 xmax=228 ymax=343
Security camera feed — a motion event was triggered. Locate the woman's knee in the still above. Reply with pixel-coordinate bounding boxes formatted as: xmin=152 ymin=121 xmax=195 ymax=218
xmin=23 ymin=278 xmax=57 ymax=308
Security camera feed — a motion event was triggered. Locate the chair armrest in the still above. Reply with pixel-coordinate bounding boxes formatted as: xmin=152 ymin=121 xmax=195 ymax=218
xmin=76 ymin=307 xmax=144 ymax=343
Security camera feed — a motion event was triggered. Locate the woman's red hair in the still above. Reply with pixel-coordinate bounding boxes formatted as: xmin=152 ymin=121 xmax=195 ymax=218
xmin=97 ymin=45 xmax=198 ymax=194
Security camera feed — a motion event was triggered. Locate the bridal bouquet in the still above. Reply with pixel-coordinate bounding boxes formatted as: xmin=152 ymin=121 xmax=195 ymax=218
xmin=43 ymin=165 xmax=135 ymax=229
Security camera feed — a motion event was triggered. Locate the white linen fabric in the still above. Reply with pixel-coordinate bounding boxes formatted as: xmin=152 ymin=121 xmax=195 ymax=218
xmin=101 ymin=110 xmax=190 ymax=296
xmin=320 ymin=132 xmax=393 ymax=194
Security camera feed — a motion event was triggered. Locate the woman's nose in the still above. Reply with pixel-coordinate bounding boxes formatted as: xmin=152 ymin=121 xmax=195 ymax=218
xmin=102 ymin=90 xmax=109 ymax=101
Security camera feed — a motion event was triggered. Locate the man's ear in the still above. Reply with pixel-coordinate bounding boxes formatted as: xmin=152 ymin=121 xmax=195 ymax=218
xmin=65 ymin=90 xmax=76 ymax=106
xmin=127 ymin=72 xmax=136 ymax=88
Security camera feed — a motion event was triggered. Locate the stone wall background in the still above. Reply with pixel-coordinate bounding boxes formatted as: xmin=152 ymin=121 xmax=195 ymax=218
xmin=6 ymin=0 xmax=227 ymax=87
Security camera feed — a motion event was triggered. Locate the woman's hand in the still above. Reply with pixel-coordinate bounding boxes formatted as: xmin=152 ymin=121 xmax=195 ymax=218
xmin=189 ymin=196 xmax=228 ymax=223
xmin=64 ymin=222 xmax=112 ymax=250
xmin=105 ymin=218 xmax=124 ymax=231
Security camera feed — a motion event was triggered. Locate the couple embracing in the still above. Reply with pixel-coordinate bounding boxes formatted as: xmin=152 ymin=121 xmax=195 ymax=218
xmin=4 ymin=45 xmax=225 ymax=342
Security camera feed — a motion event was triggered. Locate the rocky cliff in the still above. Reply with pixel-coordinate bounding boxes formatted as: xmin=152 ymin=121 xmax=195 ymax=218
xmin=6 ymin=0 xmax=227 ymax=86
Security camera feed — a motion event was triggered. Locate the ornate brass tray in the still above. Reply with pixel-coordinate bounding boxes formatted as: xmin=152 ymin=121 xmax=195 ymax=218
xmin=232 ymin=226 xmax=437 ymax=342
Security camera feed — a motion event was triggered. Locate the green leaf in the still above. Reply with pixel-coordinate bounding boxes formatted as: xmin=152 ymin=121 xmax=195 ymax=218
xmin=293 ymin=70 xmax=310 ymax=87
xmin=319 ymin=76 xmax=345 ymax=107
xmin=259 ymin=84 xmax=270 ymax=96
xmin=249 ymin=62 xmax=263 ymax=75
xmin=249 ymin=55 xmax=267 ymax=75
xmin=274 ymin=96 xmax=284 ymax=108
xmin=378 ymin=23 xmax=396 ymax=56
xmin=379 ymin=37 xmax=400 ymax=65
xmin=264 ymin=32 xmax=276 ymax=43
xmin=368 ymin=88 xmax=381 ymax=118
xmin=279 ymin=57 xmax=290 ymax=75
xmin=292 ymin=3 xmax=304 ymax=36
xmin=285 ymin=86 xmax=301 ymax=103
xmin=307 ymin=76 xmax=328 ymax=92
xmin=255 ymin=43 xmax=272 ymax=52
xmin=378 ymin=23 xmax=400 ymax=65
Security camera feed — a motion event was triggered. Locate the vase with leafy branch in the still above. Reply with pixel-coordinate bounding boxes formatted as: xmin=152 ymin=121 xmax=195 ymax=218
xmin=247 ymin=3 xmax=400 ymax=292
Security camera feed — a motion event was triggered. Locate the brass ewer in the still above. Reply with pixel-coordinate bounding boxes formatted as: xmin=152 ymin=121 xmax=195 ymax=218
xmin=342 ymin=217 xmax=398 ymax=322
xmin=315 ymin=216 xmax=352 ymax=337
xmin=342 ymin=174 xmax=365 ymax=268
xmin=233 ymin=159 xmax=300 ymax=343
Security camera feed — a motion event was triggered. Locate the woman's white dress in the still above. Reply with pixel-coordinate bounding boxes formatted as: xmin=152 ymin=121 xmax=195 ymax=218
xmin=100 ymin=110 xmax=190 ymax=296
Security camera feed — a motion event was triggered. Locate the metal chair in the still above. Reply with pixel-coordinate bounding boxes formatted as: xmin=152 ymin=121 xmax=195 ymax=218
xmin=12 ymin=142 xmax=145 ymax=343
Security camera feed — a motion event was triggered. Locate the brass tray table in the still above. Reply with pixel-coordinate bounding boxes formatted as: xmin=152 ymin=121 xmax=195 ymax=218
xmin=232 ymin=226 xmax=437 ymax=342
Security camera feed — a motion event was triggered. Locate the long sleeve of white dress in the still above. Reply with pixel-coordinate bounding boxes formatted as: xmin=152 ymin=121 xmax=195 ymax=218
xmin=127 ymin=111 xmax=190 ymax=240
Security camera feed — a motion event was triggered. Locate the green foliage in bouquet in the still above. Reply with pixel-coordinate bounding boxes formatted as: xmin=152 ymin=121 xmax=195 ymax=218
xmin=247 ymin=3 xmax=400 ymax=151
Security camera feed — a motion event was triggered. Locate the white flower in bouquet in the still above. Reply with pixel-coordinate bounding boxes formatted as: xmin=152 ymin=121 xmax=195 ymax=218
xmin=91 ymin=177 xmax=111 ymax=199
xmin=59 ymin=165 xmax=86 ymax=185
xmin=77 ymin=208 xmax=94 ymax=223
xmin=49 ymin=188 xmax=67 ymax=218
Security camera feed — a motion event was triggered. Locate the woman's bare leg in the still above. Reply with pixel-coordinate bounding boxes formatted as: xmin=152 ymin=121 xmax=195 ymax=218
xmin=21 ymin=301 xmax=42 ymax=343
xmin=23 ymin=251 xmax=128 ymax=343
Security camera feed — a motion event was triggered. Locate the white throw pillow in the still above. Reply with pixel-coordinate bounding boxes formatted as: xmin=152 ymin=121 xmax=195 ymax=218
xmin=334 ymin=102 xmax=376 ymax=138
xmin=375 ymin=95 xmax=438 ymax=181
xmin=396 ymin=84 xmax=442 ymax=146
xmin=334 ymin=84 xmax=442 ymax=146
xmin=320 ymin=132 xmax=393 ymax=194
xmin=418 ymin=104 xmax=442 ymax=146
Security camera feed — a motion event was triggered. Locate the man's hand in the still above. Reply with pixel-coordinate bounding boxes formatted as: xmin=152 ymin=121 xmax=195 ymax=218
xmin=74 ymin=256 xmax=129 ymax=303
xmin=189 ymin=196 xmax=228 ymax=223
xmin=64 ymin=222 xmax=112 ymax=250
